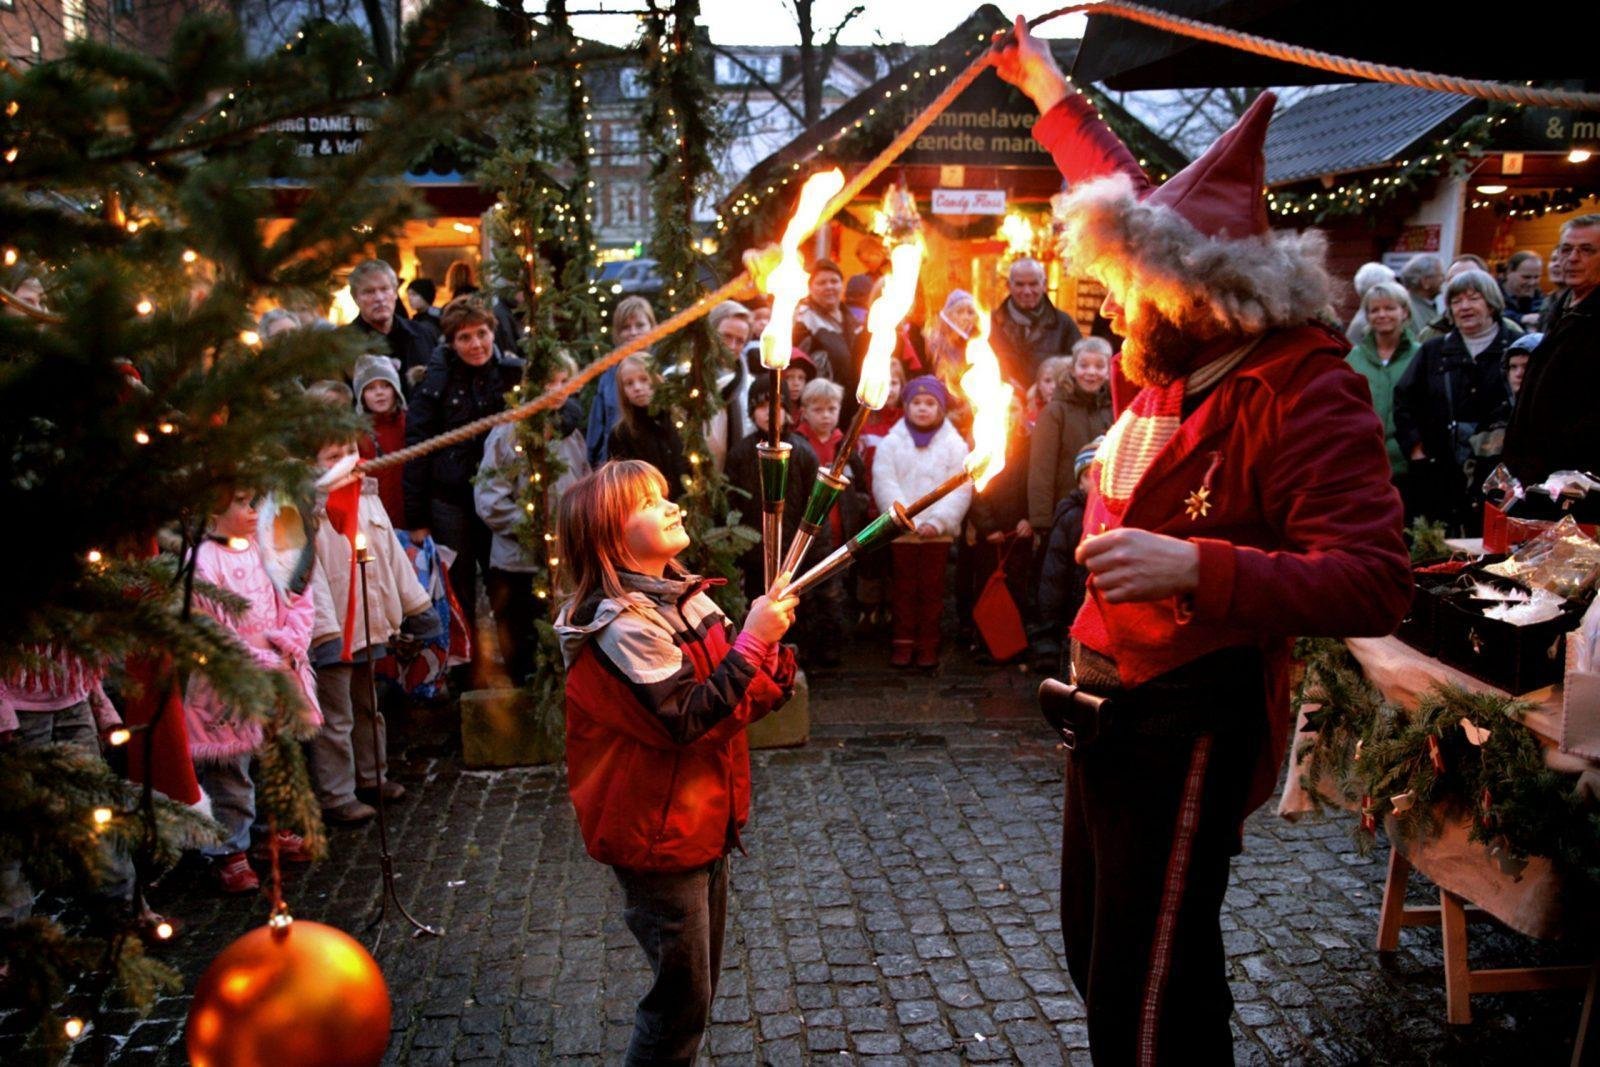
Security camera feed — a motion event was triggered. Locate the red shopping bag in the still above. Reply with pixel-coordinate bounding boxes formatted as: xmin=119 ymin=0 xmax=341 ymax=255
xmin=972 ymin=544 xmax=1028 ymax=663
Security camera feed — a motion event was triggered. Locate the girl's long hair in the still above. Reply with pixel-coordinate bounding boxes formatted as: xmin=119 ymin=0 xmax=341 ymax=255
xmin=557 ymin=460 xmax=671 ymax=613
xmin=613 ymin=354 xmax=655 ymax=439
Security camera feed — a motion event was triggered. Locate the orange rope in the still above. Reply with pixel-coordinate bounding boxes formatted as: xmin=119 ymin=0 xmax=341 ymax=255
xmin=1031 ymin=2 xmax=1600 ymax=110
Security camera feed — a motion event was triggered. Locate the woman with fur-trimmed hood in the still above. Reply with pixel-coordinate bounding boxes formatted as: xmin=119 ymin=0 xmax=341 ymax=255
xmin=997 ymin=17 xmax=1410 ymax=1064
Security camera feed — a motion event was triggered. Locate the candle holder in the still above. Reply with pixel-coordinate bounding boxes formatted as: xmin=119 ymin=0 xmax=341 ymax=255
xmin=356 ymin=537 xmax=442 ymax=944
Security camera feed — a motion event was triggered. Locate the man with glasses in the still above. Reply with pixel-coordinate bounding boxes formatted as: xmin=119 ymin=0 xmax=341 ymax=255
xmin=1503 ymin=215 xmax=1600 ymax=482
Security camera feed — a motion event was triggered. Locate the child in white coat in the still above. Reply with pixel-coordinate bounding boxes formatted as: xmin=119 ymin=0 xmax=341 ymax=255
xmin=870 ymin=376 xmax=972 ymax=667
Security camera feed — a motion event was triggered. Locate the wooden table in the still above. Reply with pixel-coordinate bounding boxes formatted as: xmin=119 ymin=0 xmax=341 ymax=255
xmin=1285 ymin=636 xmax=1598 ymax=1061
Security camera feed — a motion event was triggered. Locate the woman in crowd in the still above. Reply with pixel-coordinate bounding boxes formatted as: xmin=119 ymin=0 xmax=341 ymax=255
xmin=1344 ymin=280 xmax=1420 ymax=492
xmin=587 ymin=296 xmax=657 ymax=466
xmin=1393 ymin=269 xmax=1513 ymax=533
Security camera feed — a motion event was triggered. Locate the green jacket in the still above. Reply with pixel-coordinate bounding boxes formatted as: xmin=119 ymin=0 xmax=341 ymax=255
xmin=1346 ymin=330 xmax=1421 ymax=474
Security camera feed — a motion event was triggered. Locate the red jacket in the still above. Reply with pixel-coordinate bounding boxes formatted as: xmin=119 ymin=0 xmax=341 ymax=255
xmin=556 ymin=572 xmax=797 ymax=871
xmin=1076 ymin=328 xmax=1413 ymax=810
xmin=357 ymin=407 xmax=407 ymax=528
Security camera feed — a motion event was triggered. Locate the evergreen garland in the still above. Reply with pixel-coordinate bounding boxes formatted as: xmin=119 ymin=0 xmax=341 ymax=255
xmin=1293 ymin=638 xmax=1600 ymax=888
xmin=639 ymin=0 xmax=756 ymax=614
xmin=477 ymin=0 xmax=603 ymax=744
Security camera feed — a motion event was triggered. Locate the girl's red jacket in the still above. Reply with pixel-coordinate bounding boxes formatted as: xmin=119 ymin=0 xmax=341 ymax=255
xmin=556 ymin=572 xmax=797 ymax=872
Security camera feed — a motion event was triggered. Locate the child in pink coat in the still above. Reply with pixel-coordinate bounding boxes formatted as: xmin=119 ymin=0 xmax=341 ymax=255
xmin=186 ymin=486 xmax=322 ymax=893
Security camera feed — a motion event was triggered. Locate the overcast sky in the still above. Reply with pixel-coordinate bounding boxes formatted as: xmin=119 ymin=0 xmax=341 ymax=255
xmin=558 ymin=2 xmax=1089 ymax=47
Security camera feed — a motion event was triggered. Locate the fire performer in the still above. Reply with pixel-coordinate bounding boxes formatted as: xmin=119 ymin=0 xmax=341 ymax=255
xmin=997 ymin=17 xmax=1410 ymax=1062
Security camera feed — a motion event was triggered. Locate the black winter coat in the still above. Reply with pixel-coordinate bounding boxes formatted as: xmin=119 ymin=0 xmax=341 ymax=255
xmin=724 ymin=428 xmax=823 ymax=596
xmin=403 ymin=346 xmax=525 ymax=527
xmin=345 ymin=314 xmax=435 ymax=383
xmin=1038 ymin=490 xmax=1089 ymax=632
xmin=1392 ymin=327 xmax=1512 ymax=468
xmin=1504 ymin=290 xmax=1600 ymax=483
xmin=608 ymin=408 xmax=692 ymax=501
xmin=969 ymin=424 xmax=1032 ymax=538
xmin=990 ymin=296 xmax=1082 ymax=389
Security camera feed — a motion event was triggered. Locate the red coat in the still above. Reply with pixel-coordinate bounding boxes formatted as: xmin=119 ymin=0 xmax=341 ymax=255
xmin=357 ymin=407 xmax=407 ymax=527
xmin=1075 ymin=327 xmax=1412 ymax=810
xmin=556 ymin=574 xmax=797 ymax=871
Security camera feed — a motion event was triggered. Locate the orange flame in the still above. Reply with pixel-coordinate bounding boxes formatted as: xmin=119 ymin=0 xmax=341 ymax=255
xmin=999 ymin=212 xmax=1034 ymax=259
xmin=960 ymin=304 xmax=1011 ymax=492
xmin=756 ymin=169 xmax=845 ymax=370
xmin=856 ymin=239 xmax=924 ymax=410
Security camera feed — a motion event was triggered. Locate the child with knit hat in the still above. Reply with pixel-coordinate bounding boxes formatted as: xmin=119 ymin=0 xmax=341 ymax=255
xmin=869 ymin=375 xmax=972 ymax=667
xmin=352 ymin=353 xmax=407 ymax=527
xmin=1035 ymin=435 xmax=1103 ymax=675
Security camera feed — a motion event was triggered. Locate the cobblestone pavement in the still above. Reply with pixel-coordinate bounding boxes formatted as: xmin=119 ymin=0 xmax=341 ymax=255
xmin=28 ymin=644 xmax=1593 ymax=1064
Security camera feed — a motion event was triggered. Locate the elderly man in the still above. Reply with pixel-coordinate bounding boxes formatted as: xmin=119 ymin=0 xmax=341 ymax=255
xmin=992 ymin=256 xmax=1082 ymax=389
xmin=343 ymin=259 xmax=433 ymax=381
xmin=997 ymin=18 xmax=1410 ymax=1062
xmin=1502 ymin=250 xmax=1545 ymax=330
xmin=1399 ymin=253 xmax=1445 ymax=331
xmin=1504 ymin=214 xmax=1600 ymax=483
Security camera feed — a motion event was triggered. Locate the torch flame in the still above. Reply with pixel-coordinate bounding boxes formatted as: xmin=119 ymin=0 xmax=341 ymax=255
xmin=999 ymin=212 xmax=1034 ymax=259
xmin=856 ymin=239 xmax=924 ymax=410
xmin=757 ymin=168 xmax=845 ymax=370
xmin=960 ymin=304 xmax=1012 ymax=492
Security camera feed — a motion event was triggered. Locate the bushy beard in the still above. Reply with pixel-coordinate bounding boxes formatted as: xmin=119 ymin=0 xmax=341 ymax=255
xmin=1117 ymin=302 xmax=1206 ymax=388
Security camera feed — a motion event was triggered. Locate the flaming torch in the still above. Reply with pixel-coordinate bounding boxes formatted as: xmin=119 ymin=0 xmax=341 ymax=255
xmin=780 ymin=237 xmax=924 ymax=578
xmin=785 ymin=302 xmax=1012 ymax=599
xmin=749 ymin=168 xmax=846 ymax=587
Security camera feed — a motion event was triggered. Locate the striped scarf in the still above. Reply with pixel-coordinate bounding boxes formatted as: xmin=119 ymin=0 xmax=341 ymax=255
xmin=1095 ymin=343 xmax=1254 ymax=516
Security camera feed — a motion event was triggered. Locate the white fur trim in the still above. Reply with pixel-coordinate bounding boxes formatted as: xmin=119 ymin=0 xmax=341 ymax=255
xmin=1055 ymin=173 xmax=1333 ymax=335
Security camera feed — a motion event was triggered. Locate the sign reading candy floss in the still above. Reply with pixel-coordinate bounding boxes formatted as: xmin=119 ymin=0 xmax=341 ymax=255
xmin=931 ymin=189 xmax=1007 ymax=215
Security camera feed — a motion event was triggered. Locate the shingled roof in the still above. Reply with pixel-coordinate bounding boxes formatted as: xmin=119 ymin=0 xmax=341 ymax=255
xmin=1263 ymin=82 xmax=1479 ymax=186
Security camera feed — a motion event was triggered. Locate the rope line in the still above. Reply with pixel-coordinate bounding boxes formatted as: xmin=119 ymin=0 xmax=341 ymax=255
xmin=1031 ymin=2 xmax=1600 ymax=110
xmin=358 ymin=3 xmax=1600 ymax=477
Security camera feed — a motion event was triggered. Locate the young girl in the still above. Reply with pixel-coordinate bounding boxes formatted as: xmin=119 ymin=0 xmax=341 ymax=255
xmin=608 ymin=355 xmax=691 ymax=500
xmin=871 ymin=376 xmax=972 ymax=667
xmin=1026 ymin=354 xmax=1072 ymax=428
xmin=187 ymin=486 xmax=322 ymax=891
xmin=353 ymin=354 xmax=408 ymax=527
xmin=555 ymin=461 xmax=798 ymax=1065
xmin=588 ymin=296 xmax=658 ymax=466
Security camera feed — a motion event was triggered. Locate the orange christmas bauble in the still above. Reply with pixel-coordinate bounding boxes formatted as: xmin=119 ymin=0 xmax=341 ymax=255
xmin=186 ymin=919 xmax=390 ymax=1067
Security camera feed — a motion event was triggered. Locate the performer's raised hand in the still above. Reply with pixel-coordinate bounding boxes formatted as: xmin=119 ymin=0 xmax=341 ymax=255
xmin=991 ymin=14 xmax=1070 ymax=115
xmin=1076 ymin=527 xmax=1201 ymax=603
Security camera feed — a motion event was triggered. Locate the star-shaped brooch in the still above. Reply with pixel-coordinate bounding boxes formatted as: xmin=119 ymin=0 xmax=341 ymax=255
xmin=1185 ymin=486 xmax=1212 ymax=521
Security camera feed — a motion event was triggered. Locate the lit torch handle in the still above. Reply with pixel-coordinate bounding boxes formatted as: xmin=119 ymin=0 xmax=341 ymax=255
xmin=784 ymin=470 xmax=971 ymax=600
xmin=781 ymin=404 xmax=874 ymax=578
xmin=757 ymin=441 xmax=791 ymax=589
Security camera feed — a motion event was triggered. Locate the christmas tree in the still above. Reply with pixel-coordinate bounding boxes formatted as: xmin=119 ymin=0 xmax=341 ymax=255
xmin=0 ymin=3 xmax=558 ymax=1052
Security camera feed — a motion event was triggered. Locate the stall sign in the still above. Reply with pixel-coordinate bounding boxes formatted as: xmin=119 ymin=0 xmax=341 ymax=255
xmin=932 ymin=189 xmax=1006 ymax=215
xmin=269 ymin=114 xmax=373 ymax=158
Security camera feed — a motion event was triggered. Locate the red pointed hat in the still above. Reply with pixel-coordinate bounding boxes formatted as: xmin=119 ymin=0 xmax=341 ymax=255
xmin=1144 ymin=91 xmax=1275 ymax=240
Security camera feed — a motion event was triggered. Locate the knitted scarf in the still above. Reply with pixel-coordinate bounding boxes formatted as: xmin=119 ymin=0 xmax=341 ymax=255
xmin=1095 ymin=342 xmax=1255 ymax=517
